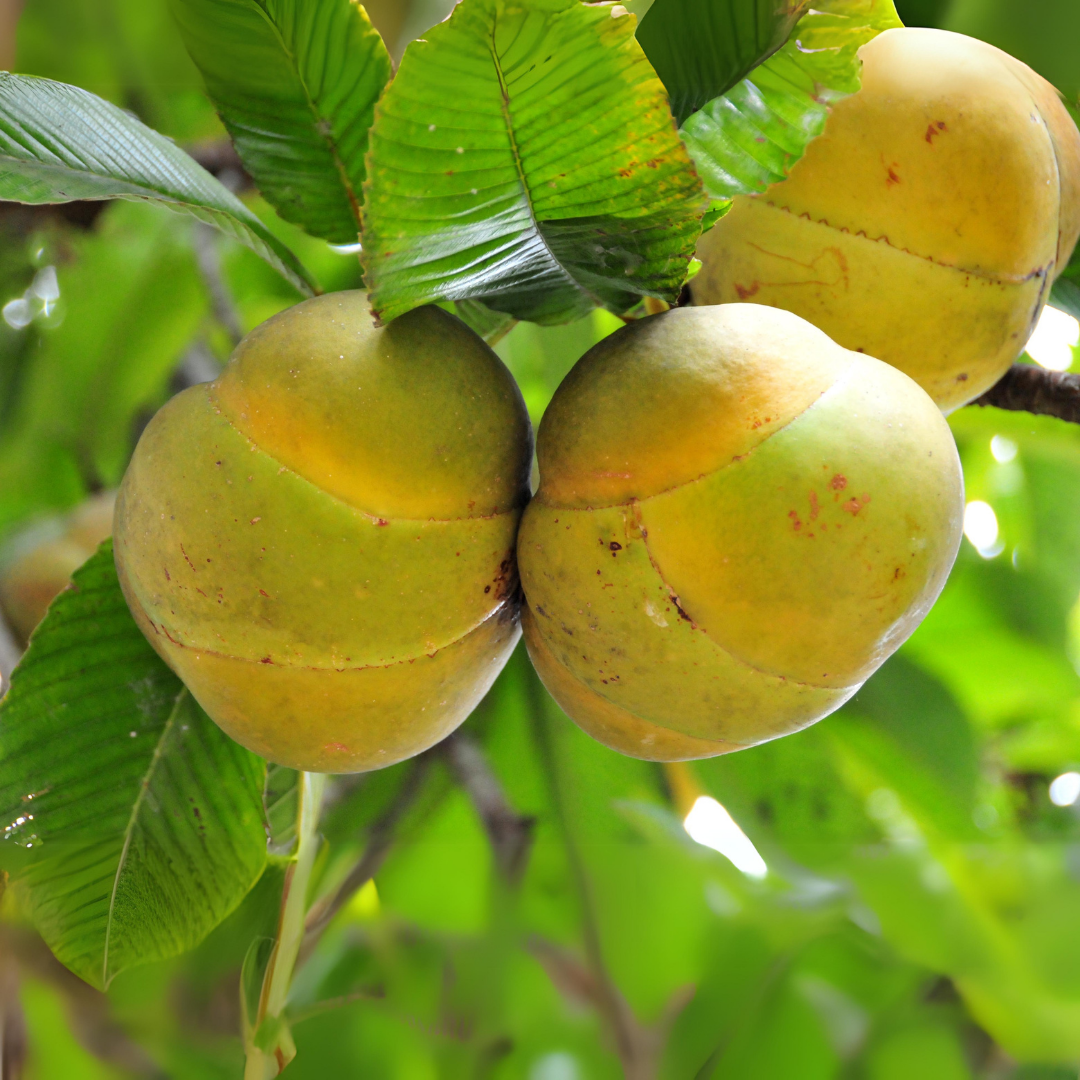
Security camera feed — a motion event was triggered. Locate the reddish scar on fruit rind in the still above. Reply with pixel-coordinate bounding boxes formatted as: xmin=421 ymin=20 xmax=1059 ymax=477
xmin=517 ymin=305 xmax=964 ymax=763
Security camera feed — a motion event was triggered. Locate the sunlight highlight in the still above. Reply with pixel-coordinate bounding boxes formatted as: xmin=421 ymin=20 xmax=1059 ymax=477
xmin=1049 ymin=772 xmax=1080 ymax=807
xmin=684 ymin=796 xmax=767 ymax=878
xmin=964 ymin=500 xmax=1002 ymax=559
xmin=990 ymin=435 xmax=1018 ymax=463
xmin=1025 ymin=305 xmax=1079 ymax=371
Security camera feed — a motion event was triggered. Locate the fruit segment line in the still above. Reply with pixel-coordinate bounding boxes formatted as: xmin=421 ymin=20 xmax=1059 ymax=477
xmin=210 ymin=397 xmax=521 ymax=523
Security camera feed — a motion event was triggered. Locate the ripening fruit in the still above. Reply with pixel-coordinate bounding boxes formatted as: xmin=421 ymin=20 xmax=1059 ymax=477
xmin=0 ymin=492 xmax=116 ymax=644
xmin=517 ymin=305 xmax=963 ymax=761
xmin=115 ymin=293 xmax=531 ymax=773
xmin=692 ymin=27 xmax=1080 ymax=412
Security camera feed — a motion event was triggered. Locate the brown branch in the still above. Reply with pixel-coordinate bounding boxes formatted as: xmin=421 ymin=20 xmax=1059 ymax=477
xmin=528 ymin=936 xmax=691 ymax=1080
xmin=0 ymin=0 xmax=25 ymax=73
xmin=192 ymin=223 xmax=243 ymax=348
xmin=440 ymin=732 xmax=534 ymax=885
xmin=973 ymin=363 xmax=1080 ymax=424
xmin=300 ymin=756 xmax=431 ymax=954
xmin=0 ymin=950 xmax=26 ymax=1080
xmin=523 ymin=665 xmax=665 ymax=1080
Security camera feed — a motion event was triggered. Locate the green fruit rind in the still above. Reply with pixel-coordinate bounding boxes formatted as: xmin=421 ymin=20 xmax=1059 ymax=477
xmin=518 ymin=305 xmax=963 ymax=761
xmin=115 ymin=293 xmax=531 ymax=773
xmin=520 ymin=500 xmax=854 ymax=746
xmin=116 ymin=388 xmax=518 ymax=666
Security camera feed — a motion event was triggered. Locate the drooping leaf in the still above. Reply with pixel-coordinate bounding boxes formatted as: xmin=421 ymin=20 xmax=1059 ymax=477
xmin=264 ymin=763 xmax=301 ymax=856
xmin=0 ymin=73 xmax=316 ymax=295
xmin=0 ymin=542 xmax=268 ymax=989
xmin=681 ymin=0 xmax=902 ymax=203
xmin=169 ymin=0 xmax=392 ymax=244
xmin=638 ymin=0 xmax=810 ymax=126
xmin=450 ymin=299 xmax=518 ymax=347
xmin=362 ymin=0 xmax=708 ymax=325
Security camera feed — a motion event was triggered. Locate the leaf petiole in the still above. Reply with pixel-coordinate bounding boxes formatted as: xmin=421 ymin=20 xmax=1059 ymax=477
xmin=243 ymin=770 xmax=325 ymax=1080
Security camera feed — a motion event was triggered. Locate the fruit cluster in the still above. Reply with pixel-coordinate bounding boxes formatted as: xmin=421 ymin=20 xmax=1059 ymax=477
xmin=106 ymin=28 xmax=1077 ymax=771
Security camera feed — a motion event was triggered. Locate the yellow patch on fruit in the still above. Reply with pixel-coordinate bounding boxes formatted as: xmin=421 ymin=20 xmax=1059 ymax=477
xmin=692 ymin=27 xmax=1080 ymax=412
xmin=114 ymin=293 xmax=532 ymax=773
xmin=517 ymin=305 xmax=964 ymax=761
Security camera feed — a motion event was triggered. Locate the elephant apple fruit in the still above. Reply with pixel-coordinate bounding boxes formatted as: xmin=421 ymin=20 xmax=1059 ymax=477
xmin=114 ymin=293 xmax=532 ymax=773
xmin=0 ymin=491 xmax=116 ymax=644
xmin=692 ymin=27 xmax=1080 ymax=412
xmin=517 ymin=305 xmax=964 ymax=761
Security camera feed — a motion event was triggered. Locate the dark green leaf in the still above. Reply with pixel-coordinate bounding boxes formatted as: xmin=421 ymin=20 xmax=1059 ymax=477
xmin=1050 ymin=237 xmax=1080 ymax=321
xmin=1050 ymin=276 xmax=1080 ymax=320
xmin=638 ymin=0 xmax=809 ymax=126
xmin=0 ymin=542 xmax=268 ymax=988
xmin=848 ymin=655 xmax=979 ymax=806
xmin=681 ymin=0 xmax=901 ymax=202
xmin=169 ymin=0 xmax=392 ymax=244
xmin=0 ymin=73 xmax=316 ymax=294
xmin=362 ymin=0 xmax=707 ymax=325
xmin=450 ymin=299 xmax=518 ymax=347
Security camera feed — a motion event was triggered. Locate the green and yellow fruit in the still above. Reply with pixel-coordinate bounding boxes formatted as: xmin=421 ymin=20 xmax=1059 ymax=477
xmin=0 ymin=491 xmax=116 ymax=644
xmin=518 ymin=305 xmax=963 ymax=761
xmin=692 ymin=27 xmax=1080 ymax=412
xmin=115 ymin=292 xmax=531 ymax=773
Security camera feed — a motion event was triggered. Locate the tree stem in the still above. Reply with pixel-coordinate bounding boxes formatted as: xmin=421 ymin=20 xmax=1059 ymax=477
xmin=973 ymin=363 xmax=1080 ymax=424
xmin=244 ymin=771 xmax=325 ymax=1080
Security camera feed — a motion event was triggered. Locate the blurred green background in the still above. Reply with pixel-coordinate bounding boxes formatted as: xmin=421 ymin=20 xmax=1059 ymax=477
xmin=3 ymin=0 xmax=1080 ymax=1077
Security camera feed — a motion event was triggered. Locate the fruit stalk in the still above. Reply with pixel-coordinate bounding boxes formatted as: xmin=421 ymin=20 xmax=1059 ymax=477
xmin=244 ymin=771 xmax=325 ymax=1080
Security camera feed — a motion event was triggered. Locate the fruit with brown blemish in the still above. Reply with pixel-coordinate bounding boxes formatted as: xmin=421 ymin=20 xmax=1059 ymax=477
xmin=517 ymin=305 xmax=964 ymax=761
xmin=692 ymin=27 xmax=1080 ymax=412
xmin=0 ymin=491 xmax=116 ymax=644
xmin=114 ymin=292 xmax=532 ymax=772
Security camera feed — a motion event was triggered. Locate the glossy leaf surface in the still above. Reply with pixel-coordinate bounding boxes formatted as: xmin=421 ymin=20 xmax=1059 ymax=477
xmin=362 ymin=0 xmax=707 ymax=324
xmin=0 ymin=73 xmax=316 ymax=294
xmin=0 ymin=543 xmax=268 ymax=989
xmin=681 ymin=0 xmax=901 ymax=202
xmin=169 ymin=0 xmax=392 ymax=244
xmin=638 ymin=0 xmax=809 ymax=126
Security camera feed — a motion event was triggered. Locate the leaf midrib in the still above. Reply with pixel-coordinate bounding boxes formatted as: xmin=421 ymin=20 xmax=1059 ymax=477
xmin=486 ymin=13 xmax=603 ymax=312
xmin=102 ymin=686 xmax=187 ymax=987
xmin=249 ymin=0 xmax=362 ymax=229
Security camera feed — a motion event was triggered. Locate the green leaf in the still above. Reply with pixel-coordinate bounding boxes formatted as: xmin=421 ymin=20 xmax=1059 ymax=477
xmin=1050 ymin=241 xmax=1080 ymax=318
xmin=638 ymin=0 xmax=810 ymax=126
xmin=1050 ymin=276 xmax=1080 ymax=321
xmin=681 ymin=0 xmax=902 ymax=201
xmin=0 ymin=202 xmax=206 ymax=534
xmin=362 ymin=0 xmax=708 ymax=325
xmin=450 ymin=299 xmax=518 ymax=347
xmin=14 ymin=0 xmax=225 ymax=143
xmin=0 ymin=73 xmax=316 ymax=295
xmin=168 ymin=0 xmax=392 ymax=245
xmin=0 ymin=542 xmax=268 ymax=989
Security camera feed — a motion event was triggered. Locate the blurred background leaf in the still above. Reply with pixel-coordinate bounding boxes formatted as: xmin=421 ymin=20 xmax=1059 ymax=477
xmin=2 ymin=1 xmax=1080 ymax=1078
